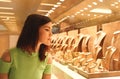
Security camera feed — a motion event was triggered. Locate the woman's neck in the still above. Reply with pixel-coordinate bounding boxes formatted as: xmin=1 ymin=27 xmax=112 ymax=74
xmin=35 ymin=42 xmax=41 ymax=52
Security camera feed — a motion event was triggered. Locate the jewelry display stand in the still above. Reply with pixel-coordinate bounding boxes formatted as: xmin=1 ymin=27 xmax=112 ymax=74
xmin=94 ymin=31 xmax=106 ymax=46
xmin=93 ymin=45 xmax=102 ymax=60
xmin=51 ymin=30 xmax=120 ymax=79
xmin=77 ymin=33 xmax=84 ymax=52
xmin=93 ymin=31 xmax=106 ymax=60
xmin=103 ymin=46 xmax=116 ymax=71
xmin=81 ymin=35 xmax=91 ymax=52
xmin=111 ymin=31 xmax=120 ymax=46
xmin=110 ymin=31 xmax=120 ymax=71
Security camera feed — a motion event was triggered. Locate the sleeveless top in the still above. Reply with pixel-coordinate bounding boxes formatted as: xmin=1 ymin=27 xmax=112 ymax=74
xmin=0 ymin=47 xmax=52 ymax=79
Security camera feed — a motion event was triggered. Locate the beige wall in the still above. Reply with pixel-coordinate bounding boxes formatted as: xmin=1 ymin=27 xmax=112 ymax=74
xmin=9 ymin=35 xmax=19 ymax=48
xmin=0 ymin=34 xmax=9 ymax=57
xmin=102 ymin=21 xmax=120 ymax=55
xmin=80 ymin=26 xmax=97 ymax=53
xmin=0 ymin=34 xmax=19 ymax=57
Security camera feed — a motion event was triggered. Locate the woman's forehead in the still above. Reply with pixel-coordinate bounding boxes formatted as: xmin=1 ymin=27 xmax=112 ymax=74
xmin=42 ymin=22 xmax=53 ymax=28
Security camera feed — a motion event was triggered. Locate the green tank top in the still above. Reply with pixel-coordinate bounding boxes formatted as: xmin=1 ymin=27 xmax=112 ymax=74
xmin=0 ymin=47 xmax=52 ymax=79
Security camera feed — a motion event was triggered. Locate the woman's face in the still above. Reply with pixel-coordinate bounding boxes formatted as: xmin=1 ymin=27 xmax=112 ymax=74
xmin=38 ymin=22 xmax=52 ymax=46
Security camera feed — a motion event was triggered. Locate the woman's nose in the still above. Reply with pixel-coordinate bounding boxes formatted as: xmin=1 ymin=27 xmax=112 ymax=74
xmin=50 ymin=31 xmax=53 ymax=36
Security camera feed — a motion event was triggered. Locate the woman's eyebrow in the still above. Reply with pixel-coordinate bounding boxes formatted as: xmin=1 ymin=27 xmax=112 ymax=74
xmin=45 ymin=26 xmax=52 ymax=29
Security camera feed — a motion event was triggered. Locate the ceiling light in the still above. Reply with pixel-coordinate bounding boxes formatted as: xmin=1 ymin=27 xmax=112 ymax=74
xmin=57 ymin=2 xmax=62 ymax=5
xmin=52 ymin=7 xmax=56 ymax=10
xmin=0 ymin=0 xmax=11 ymax=2
xmin=84 ymin=8 xmax=88 ymax=10
xmin=60 ymin=0 xmax=64 ymax=2
xmin=116 ymin=6 xmax=119 ymax=8
xmin=40 ymin=3 xmax=54 ymax=6
xmin=111 ymin=4 xmax=115 ymax=6
xmin=45 ymin=14 xmax=49 ymax=16
xmin=114 ymin=2 xmax=118 ymax=4
xmin=0 ymin=7 xmax=13 ymax=10
xmin=81 ymin=14 xmax=84 ymax=16
xmin=80 ymin=10 xmax=84 ymax=12
xmin=0 ymin=12 xmax=14 ymax=15
xmin=75 ymin=12 xmax=80 ymax=15
xmin=54 ymin=5 xmax=59 ymax=8
xmin=90 ymin=8 xmax=112 ymax=14
xmin=88 ymin=5 xmax=92 ymax=8
xmin=37 ymin=10 xmax=49 ymax=12
xmin=49 ymin=10 xmax=54 ymax=13
xmin=99 ymin=0 xmax=103 ymax=2
xmin=88 ymin=14 xmax=90 ymax=16
xmin=92 ymin=2 xmax=97 ymax=5
xmin=2 ymin=18 xmax=16 ymax=22
xmin=1 ymin=17 xmax=9 ymax=20
xmin=0 ymin=16 xmax=15 ymax=18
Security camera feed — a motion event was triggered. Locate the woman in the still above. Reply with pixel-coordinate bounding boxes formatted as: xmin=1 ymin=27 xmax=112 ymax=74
xmin=0 ymin=14 xmax=53 ymax=79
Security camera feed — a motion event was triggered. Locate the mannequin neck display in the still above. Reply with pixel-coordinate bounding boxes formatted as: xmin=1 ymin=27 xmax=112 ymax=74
xmin=94 ymin=31 xmax=106 ymax=46
xmin=70 ymin=33 xmax=84 ymax=52
xmin=81 ymin=35 xmax=91 ymax=52
xmin=104 ymin=46 xmax=116 ymax=70
xmin=94 ymin=45 xmax=102 ymax=60
xmin=76 ymin=34 xmax=84 ymax=45
xmin=68 ymin=37 xmax=75 ymax=46
xmin=83 ymin=35 xmax=90 ymax=45
xmin=111 ymin=31 xmax=120 ymax=46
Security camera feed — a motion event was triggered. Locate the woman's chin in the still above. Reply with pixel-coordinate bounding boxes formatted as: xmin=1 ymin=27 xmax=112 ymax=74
xmin=44 ymin=43 xmax=51 ymax=46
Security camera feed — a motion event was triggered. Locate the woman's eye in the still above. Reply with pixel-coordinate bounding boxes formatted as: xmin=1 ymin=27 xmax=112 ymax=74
xmin=45 ymin=29 xmax=50 ymax=31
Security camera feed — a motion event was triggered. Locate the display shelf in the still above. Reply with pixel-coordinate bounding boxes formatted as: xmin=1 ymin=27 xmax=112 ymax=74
xmin=52 ymin=60 xmax=120 ymax=79
xmin=77 ymin=68 xmax=120 ymax=79
xmin=52 ymin=60 xmax=86 ymax=79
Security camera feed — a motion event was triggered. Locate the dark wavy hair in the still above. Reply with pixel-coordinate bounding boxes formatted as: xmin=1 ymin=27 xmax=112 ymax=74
xmin=16 ymin=14 xmax=51 ymax=61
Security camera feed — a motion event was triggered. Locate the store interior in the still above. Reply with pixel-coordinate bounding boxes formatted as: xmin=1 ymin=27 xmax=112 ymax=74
xmin=0 ymin=0 xmax=120 ymax=79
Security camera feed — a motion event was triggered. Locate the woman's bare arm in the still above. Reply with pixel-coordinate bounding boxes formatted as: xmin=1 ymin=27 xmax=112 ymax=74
xmin=0 ymin=51 xmax=11 ymax=79
xmin=0 ymin=73 xmax=8 ymax=79
xmin=42 ymin=54 xmax=52 ymax=79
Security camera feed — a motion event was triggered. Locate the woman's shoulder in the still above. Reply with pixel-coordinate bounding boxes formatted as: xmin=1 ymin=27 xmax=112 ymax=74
xmin=46 ymin=53 xmax=52 ymax=64
xmin=1 ymin=47 xmax=19 ymax=62
xmin=1 ymin=49 xmax=11 ymax=62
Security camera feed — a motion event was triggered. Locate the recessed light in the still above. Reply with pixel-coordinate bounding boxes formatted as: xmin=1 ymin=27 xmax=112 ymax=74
xmin=54 ymin=5 xmax=59 ymax=8
xmin=84 ymin=8 xmax=88 ymax=10
xmin=0 ymin=12 xmax=14 ymax=15
xmin=88 ymin=14 xmax=90 ymax=16
xmin=88 ymin=5 xmax=92 ymax=8
xmin=111 ymin=4 xmax=115 ymax=6
xmin=92 ymin=2 xmax=97 ymax=5
xmin=40 ymin=3 xmax=54 ymax=6
xmin=52 ymin=7 xmax=56 ymax=10
xmin=37 ymin=10 xmax=49 ymax=12
xmin=81 ymin=14 xmax=84 ymax=16
xmin=80 ymin=10 xmax=84 ymax=12
xmin=60 ymin=0 xmax=64 ymax=2
xmin=0 ymin=0 xmax=11 ymax=2
xmin=0 ymin=16 xmax=15 ymax=18
xmin=114 ymin=2 xmax=118 ymax=4
xmin=57 ymin=2 xmax=62 ymax=5
xmin=90 ymin=8 xmax=112 ymax=14
xmin=99 ymin=0 xmax=103 ymax=2
xmin=116 ymin=6 xmax=119 ymax=8
xmin=0 ymin=7 xmax=13 ymax=10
